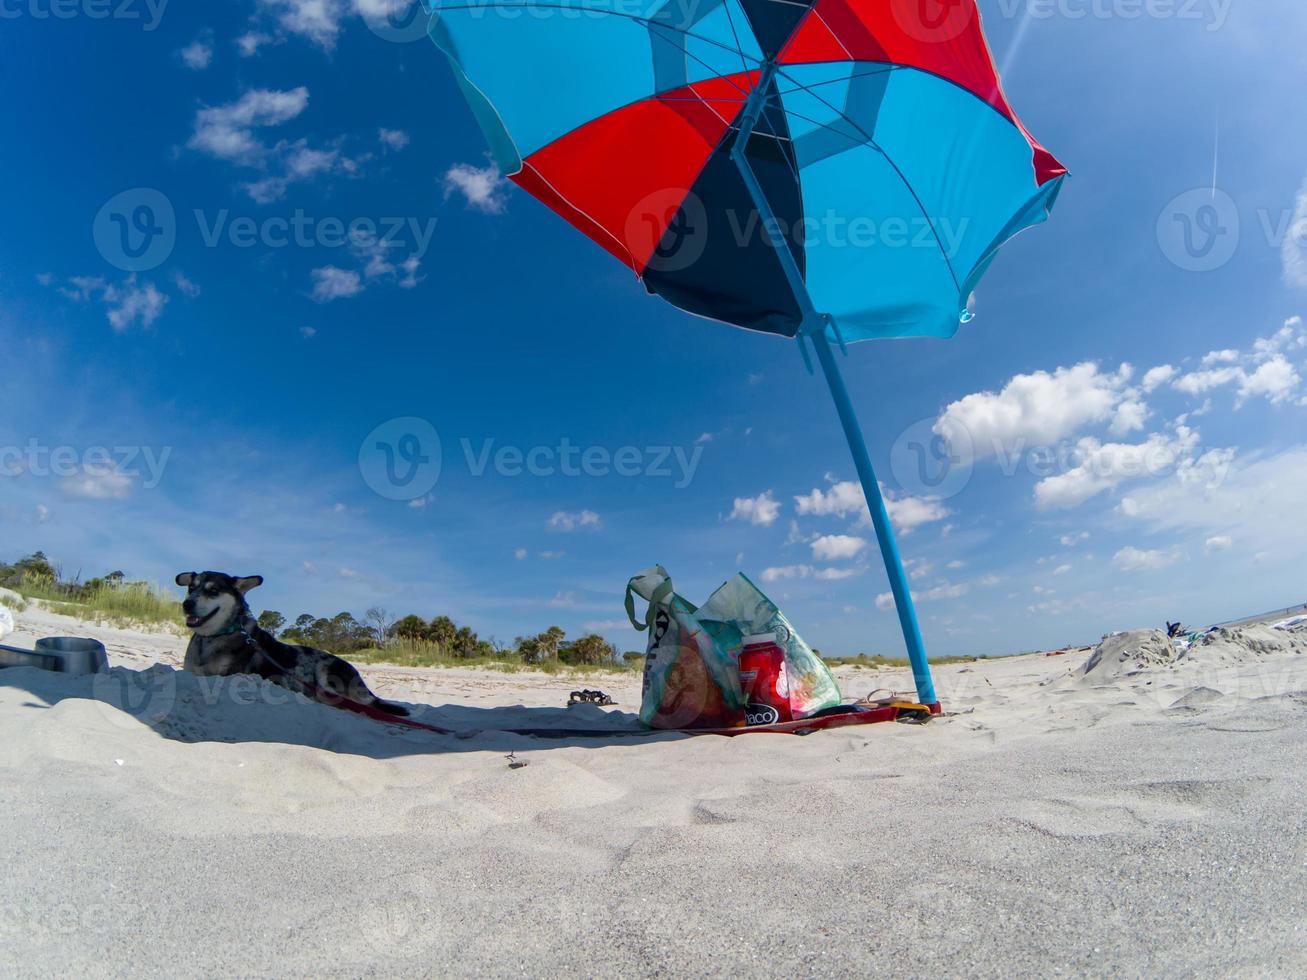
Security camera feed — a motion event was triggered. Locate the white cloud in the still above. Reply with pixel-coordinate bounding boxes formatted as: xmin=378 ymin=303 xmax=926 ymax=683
xmin=547 ymin=510 xmax=601 ymax=532
xmin=258 ymin=0 xmax=348 ymax=50
xmin=61 ymin=465 xmax=134 ymax=500
xmin=1109 ymin=399 xmax=1148 ymax=436
xmin=299 ymin=326 xmax=317 ymax=339
xmin=936 ymin=362 xmax=1131 ymax=461
xmin=1204 ymin=535 xmax=1233 ymax=553
xmin=1112 ymin=546 xmax=1178 ymax=572
xmin=1033 ymin=426 xmax=1201 ymax=511
xmin=443 ymin=161 xmax=510 ymax=214
xmin=1283 ymin=175 xmax=1307 ymax=288
xmin=878 ymin=581 xmax=968 ymax=610
xmin=514 ymin=548 xmax=528 ymax=560
xmin=794 ymin=480 xmax=947 ymax=535
xmin=884 ymin=491 xmax=950 ymax=534
xmin=173 ymin=272 xmax=201 ymax=298
xmin=56 ymin=275 xmax=168 ymax=331
xmin=379 ymin=128 xmax=410 ymax=151
xmin=1118 ymin=446 xmax=1307 ymax=559
xmin=549 ymin=591 xmax=575 ymax=608
xmin=309 ymin=266 xmax=362 ymax=302
xmin=760 ymin=565 xmax=859 ymax=584
xmin=1059 ymin=531 xmax=1090 ymax=547
xmin=794 ymin=480 xmax=864 ymax=520
xmin=1053 ymin=563 xmax=1072 ymax=576
xmin=179 ymin=35 xmax=214 ymax=70
xmin=1173 ymin=366 xmax=1241 ymax=396
xmin=729 ymin=491 xmax=780 ymax=527
xmin=1141 ymin=365 xmax=1176 ymax=392
xmin=1238 ymin=356 xmax=1300 ymax=405
xmin=236 ymin=32 xmax=274 ymax=57
xmin=810 ymin=534 xmax=866 ymax=562
xmin=189 ymin=87 xmax=310 ymax=164
xmin=1170 ymin=319 xmax=1305 ymax=407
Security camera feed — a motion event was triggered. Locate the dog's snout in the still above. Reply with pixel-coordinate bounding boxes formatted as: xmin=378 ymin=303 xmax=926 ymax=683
xmin=183 ymin=598 xmax=197 ymax=614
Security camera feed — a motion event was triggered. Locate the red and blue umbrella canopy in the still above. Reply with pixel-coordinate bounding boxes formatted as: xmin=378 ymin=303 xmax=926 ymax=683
xmin=427 ymin=0 xmax=1066 ymax=341
xmin=422 ymin=0 xmax=1067 ymax=709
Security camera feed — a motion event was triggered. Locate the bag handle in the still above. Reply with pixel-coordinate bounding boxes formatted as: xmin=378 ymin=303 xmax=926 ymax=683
xmin=625 ymin=565 xmax=674 ymax=631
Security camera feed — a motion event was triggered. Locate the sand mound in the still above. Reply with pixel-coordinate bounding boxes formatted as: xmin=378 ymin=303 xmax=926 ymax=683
xmin=1080 ymin=629 xmax=1177 ymax=684
xmin=1081 ymin=624 xmax=1307 ymax=688
xmin=1188 ymin=624 xmax=1307 ymax=664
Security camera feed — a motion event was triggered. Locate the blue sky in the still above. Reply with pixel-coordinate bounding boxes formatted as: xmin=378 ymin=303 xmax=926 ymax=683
xmin=1 ymin=1 xmax=1305 ymax=657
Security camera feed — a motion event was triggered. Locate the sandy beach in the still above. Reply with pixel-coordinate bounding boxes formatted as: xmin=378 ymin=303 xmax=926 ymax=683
xmin=2 ymin=601 xmax=1305 ymax=977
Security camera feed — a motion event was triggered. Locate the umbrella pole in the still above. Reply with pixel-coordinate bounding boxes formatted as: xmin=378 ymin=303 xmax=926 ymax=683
xmin=808 ymin=330 xmax=939 ymax=707
xmin=729 ymin=60 xmax=938 ymax=707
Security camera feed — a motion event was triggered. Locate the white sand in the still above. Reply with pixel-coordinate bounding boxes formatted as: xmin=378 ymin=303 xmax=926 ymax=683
xmin=2 ymin=605 xmax=1305 ymax=977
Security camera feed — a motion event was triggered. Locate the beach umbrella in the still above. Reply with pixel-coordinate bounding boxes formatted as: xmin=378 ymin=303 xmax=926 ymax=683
xmin=422 ymin=0 xmax=1066 ymax=708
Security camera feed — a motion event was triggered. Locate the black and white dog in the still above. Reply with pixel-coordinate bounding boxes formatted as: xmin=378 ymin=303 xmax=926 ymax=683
xmin=177 ymin=571 xmax=408 ymax=716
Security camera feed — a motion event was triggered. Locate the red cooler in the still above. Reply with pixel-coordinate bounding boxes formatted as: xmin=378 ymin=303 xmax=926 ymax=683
xmin=738 ymin=633 xmax=792 ymax=726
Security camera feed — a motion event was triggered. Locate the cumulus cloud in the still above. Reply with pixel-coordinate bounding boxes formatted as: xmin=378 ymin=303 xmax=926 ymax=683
xmin=936 ymin=362 xmax=1132 ymax=462
xmin=379 ymin=128 xmax=410 ymax=151
xmin=1170 ymin=319 xmax=1305 ymax=407
xmin=1204 ymin=535 xmax=1233 ymax=553
xmin=55 ymin=275 xmax=169 ymax=330
xmin=1112 ymin=546 xmax=1178 ymax=572
xmin=547 ymin=510 xmax=602 ymax=532
xmin=810 ymin=534 xmax=866 ymax=562
xmin=443 ymin=161 xmax=510 ymax=214
xmin=1141 ymin=365 xmax=1177 ymax=392
xmin=309 ymin=266 xmax=362 ymax=302
xmin=179 ymin=33 xmax=214 ymax=70
xmin=876 ymin=581 xmax=968 ymax=611
xmin=728 ymin=491 xmax=780 ymax=527
xmin=189 ymin=87 xmax=310 ymax=163
xmin=258 ymin=0 xmax=348 ymax=50
xmin=1033 ymin=426 xmax=1201 ymax=511
xmin=760 ymin=565 xmax=859 ymax=584
xmin=61 ymin=464 xmax=135 ymax=500
xmin=794 ymin=480 xmax=948 ymax=534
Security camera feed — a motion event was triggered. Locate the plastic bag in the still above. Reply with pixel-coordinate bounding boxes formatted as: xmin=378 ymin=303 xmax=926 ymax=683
xmin=697 ymin=573 xmax=842 ymax=720
xmin=625 ymin=566 xmax=841 ymax=729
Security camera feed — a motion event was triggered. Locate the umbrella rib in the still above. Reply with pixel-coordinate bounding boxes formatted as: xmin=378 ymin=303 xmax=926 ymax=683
xmin=717 ymin=0 xmax=756 ymax=80
xmin=774 ymin=64 xmax=964 ymax=294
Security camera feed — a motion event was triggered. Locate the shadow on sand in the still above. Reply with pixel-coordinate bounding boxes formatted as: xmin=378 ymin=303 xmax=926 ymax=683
xmin=0 ymin=663 xmax=693 ymax=760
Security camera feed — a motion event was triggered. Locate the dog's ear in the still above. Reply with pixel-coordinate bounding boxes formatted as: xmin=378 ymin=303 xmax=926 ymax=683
xmin=176 ymin=572 xmax=196 ymax=588
xmin=234 ymin=575 xmax=264 ymax=594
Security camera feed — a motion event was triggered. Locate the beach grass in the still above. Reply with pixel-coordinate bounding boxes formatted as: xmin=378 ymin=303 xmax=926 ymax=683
xmin=17 ymin=577 xmax=183 ymax=629
xmin=822 ymin=653 xmax=984 ymax=669
xmin=348 ymin=637 xmax=643 ymax=674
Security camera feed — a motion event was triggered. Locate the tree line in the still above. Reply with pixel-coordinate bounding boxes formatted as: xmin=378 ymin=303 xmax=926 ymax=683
xmin=4 ymin=551 xmax=635 ymax=667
